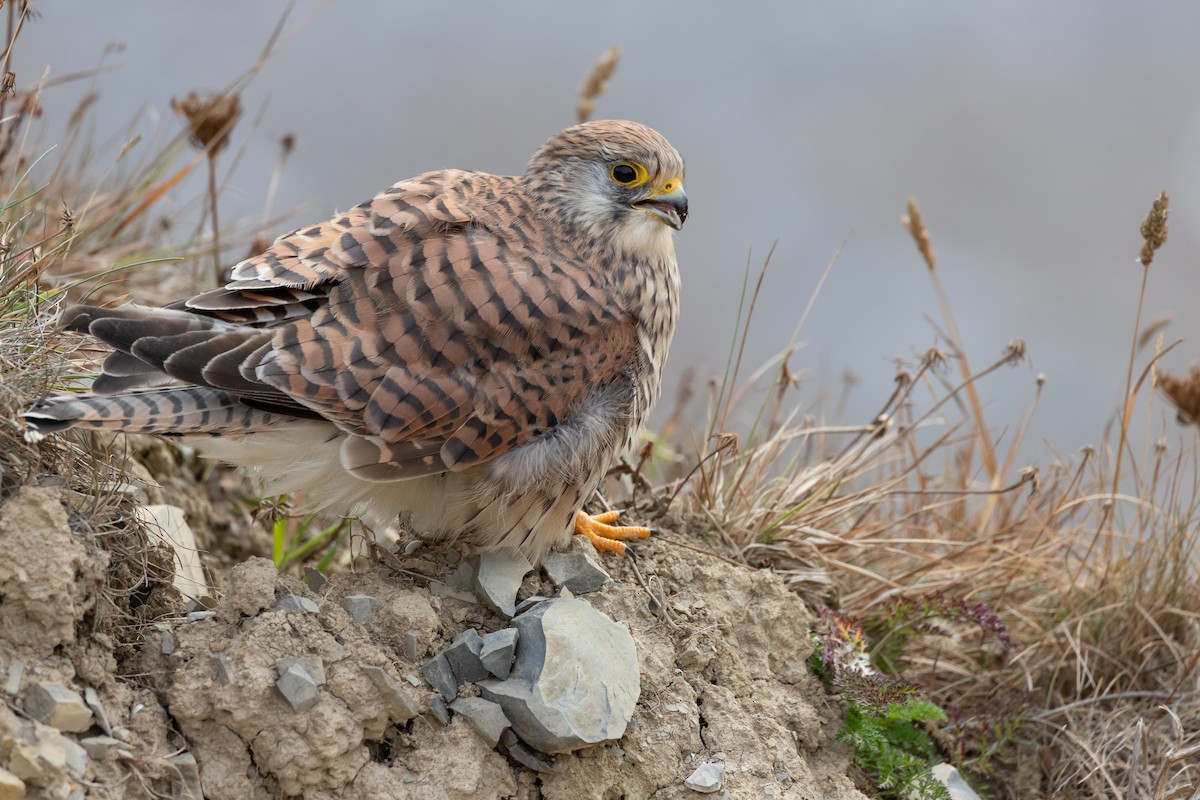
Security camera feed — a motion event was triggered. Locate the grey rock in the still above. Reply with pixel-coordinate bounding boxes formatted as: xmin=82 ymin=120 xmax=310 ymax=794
xmin=420 ymin=652 xmax=458 ymax=702
xmin=210 ymin=654 xmax=233 ymax=685
xmin=361 ymin=664 xmax=421 ymax=722
xmin=167 ymin=752 xmax=203 ymax=800
xmin=4 ymin=659 xmax=23 ymax=695
xmin=275 ymin=657 xmax=325 ymax=712
xmin=447 ymin=560 xmax=477 ymax=591
xmin=61 ymin=736 xmax=88 ymax=778
xmin=429 ymin=580 xmax=478 ymax=603
xmin=276 ymin=594 xmax=319 ymax=615
xmin=303 ymin=566 xmax=328 ymax=591
xmin=84 ymin=687 xmax=112 ymax=735
xmin=450 ymin=696 xmax=511 ymax=746
xmin=479 ymin=628 xmax=519 ymax=679
xmin=403 ymin=630 xmax=422 ymax=660
xmin=339 ymin=594 xmax=377 ymax=624
xmin=473 ymin=550 xmax=534 ymax=617
xmin=185 ymin=610 xmax=216 ymax=622
xmin=480 ymin=597 xmax=640 ymax=754
xmin=500 ymin=729 xmax=556 ymax=773
xmin=427 ymin=697 xmax=451 ymax=725
xmin=444 ymin=628 xmax=488 ymax=683
xmin=543 ymin=550 xmax=610 ymax=594
xmin=685 ymin=761 xmax=725 ymax=793
xmin=80 ymin=735 xmax=128 ymax=759
xmin=24 ymin=682 xmax=93 ymax=732
xmin=931 ymin=763 xmax=983 ymax=800
xmin=160 ymin=629 xmax=177 ymax=655
xmin=514 ymin=595 xmax=549 ymax=615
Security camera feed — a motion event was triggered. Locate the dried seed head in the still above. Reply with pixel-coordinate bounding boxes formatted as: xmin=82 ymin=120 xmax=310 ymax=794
xmin=280 ymin=133 xmax=296 ymax=158
xmin=60 ymin=203 xmax=74 ymax=232
xmin=1139 ymin=191 xmax=1169 ymax=267
xmin=1158 ymin=364 xmax=1200 ymax=427
xmin=1004 ymin=339 xmax=1028 ymax=365
xmin=901 ymin=197 xmax=936 ymax=271
xmin=1 ymin=71 xmax=15 ymax=95
xmin=576 ymin=46 xmax=620 ymax=124
xmin=171 ymin=91 xmax=242 ymax=153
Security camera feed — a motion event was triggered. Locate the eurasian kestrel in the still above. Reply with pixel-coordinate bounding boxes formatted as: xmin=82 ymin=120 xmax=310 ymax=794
xmin=24 ymin=120 xmax=687 ymax=561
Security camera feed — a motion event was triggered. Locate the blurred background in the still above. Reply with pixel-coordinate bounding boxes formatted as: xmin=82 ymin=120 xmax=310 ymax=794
xmin=21 ymin=1 xmax=1200 ymax=460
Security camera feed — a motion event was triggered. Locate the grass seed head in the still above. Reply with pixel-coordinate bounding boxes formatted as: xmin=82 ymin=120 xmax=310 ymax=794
xmin=901 ymin=197 xmax=936 ymax=271
xmin=1139 ymin=191 xmax=1169 ymax=267
xmin=576 ymin=45 xmax=620 ymax=124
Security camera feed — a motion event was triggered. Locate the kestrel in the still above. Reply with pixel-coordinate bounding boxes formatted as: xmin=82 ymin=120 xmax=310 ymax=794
xmin=24 ymin=120 xmax=687 ymax=562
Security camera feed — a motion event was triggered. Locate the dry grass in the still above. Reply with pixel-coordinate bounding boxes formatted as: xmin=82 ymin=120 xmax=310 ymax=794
xmin=634 ymin=193 xmax=1200 ymax=798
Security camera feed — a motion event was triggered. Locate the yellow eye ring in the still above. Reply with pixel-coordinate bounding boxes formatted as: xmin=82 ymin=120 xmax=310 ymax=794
xmin=610 ymin=162 xmax=649 ymax=188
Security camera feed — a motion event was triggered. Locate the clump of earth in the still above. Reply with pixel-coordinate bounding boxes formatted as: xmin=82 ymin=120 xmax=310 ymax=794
xmin=0 ymin=436 xmax=865 ymax=799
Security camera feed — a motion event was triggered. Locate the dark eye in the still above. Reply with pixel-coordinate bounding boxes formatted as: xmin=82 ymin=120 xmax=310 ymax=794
xmin=610 ymin=163 xmax=643 ymax=186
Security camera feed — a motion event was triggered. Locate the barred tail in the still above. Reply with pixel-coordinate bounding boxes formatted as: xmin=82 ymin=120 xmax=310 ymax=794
xmin=22 ymin=386 xmax=286 ymax=443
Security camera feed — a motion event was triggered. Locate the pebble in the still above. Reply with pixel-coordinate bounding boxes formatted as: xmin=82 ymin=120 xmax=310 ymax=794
xmin=339 ymin=595 xmax=378 ymax=624
xmin=473 ymin=550 xmax=534 ymax=617
xmin=420 ymin=652 xmax=459 ymax=702
xmin=543 ymin=549 xmax=610 ymax=594
xmin=361 ymin=664 xmax=421 ymax=722
xmin=23 ymin=682 xmax=93 ymax=732
xmin=80 ymin=735 xmax=129 ymax=759
xmin=83 ymin=687 xmax=112 ymax=736
xmin=275 ymin=594 xmax=320 ymax=615
xmin=210 ymin=654 xmax=233 ymax=685
xmin=499 ymin=729 xmax=556 ymax=773
xmin=426 ymin=697 xmax=451 ymax=726
xmin=403 ymin=630 xmax=421 ymax=661
xmin=685 ymin=761 xmax=725 ymax=793
xmin=443 ymin=628 xmax=488 ymax=683
xmin=479 ymin=628 xmax=519 ymax=679
xmin=480 ymin=597 xmax=640 ymax=753
xmin=449 ymin=696 xmax=511 ymax=746
xmin=275 ymin=656 xmax=325 ymax=712
xmin=4 ymin=660 xmax=22 ymax=695
xmin=303 ymin=566 xmax=328 ymax=591
xmin=160 ymin=629 xmax=177 ymax=655
xmin=167 ymin=752 xmax=203 ymax=800
xmin=931 ymin=763 xmax=983 ymax=800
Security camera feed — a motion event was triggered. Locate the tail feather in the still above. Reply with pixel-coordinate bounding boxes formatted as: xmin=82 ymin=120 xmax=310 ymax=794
xmin=22 ymin=386 xmax=286 ymax=443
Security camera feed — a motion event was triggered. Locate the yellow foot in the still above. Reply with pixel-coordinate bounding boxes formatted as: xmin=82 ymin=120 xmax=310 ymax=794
xmin=574 ymin=509 xmax=652 ymax=556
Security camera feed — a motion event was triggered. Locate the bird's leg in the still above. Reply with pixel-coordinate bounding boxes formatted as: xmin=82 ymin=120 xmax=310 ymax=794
xmin=574 ymin=509 xmax=652 ymax=556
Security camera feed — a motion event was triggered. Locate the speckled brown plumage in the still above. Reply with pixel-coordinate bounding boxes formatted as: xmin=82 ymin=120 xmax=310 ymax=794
xmin=23 ymin=120 xmax=687 ymax=561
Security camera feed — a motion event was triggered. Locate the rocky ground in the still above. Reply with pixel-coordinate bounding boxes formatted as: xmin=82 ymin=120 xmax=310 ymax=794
xmin=0 ymin=437 xmax=867 ymax=799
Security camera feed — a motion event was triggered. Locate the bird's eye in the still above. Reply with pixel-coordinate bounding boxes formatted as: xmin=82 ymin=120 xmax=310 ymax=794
xmin=610 ymin=162 xmax=647 ymax=187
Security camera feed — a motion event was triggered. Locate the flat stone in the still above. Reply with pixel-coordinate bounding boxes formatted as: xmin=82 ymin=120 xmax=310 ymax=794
xmin=514 ymin=595 xmax=549 ymax=615
xmin=210 ymin=654 xmax=233 ymax=685
xmin=80 ymin=735 xmax=127 ymax=759
xmin=137 ymin=504 xmax=208 ymax=603
xmin=275 ymin=657 xmax=325 ymax=712
xmin=0 ymin=767 xmax=24 ymax=800
xmin=24 ymin=682 xmax=93 ymax=732
xmin=429 ymin=580 xmax=478 ymax=603
xmin=303 ymin=566 xmax=328 ymax=591
xmin=420 ymin=652 xmax=458 ymax=702
xmin=426 ymin=697 xmax=451 ymax=726
xmin=479 ymin=597 xmax=639 ymax=754
xmin=84 ymin=687 xmax=112 ymax=736
xmin=339 ymin=595 xmax=377 ymax=624
xmin=447 ymin=560 xmax=477 ymax=591
xmin=450 ymin=696 xmax=511 ymax=746
xmin=276 ymin=594 xmax=320 ymax=615
xmin=61 ymin=736 xmax=88 ymax=778
xmin=543 ymin=550 xmax=610 ymax=594
xmin=4 ymin=660 xmax=23 ymax=695
xmin=500 ymin=729 xmax=556 ymax=773
xmin=931 ymin=763 xmax=983 ymax=800
xmin=361 ymin=664 xmax=421 ymax=722
xmin=473 ymin=550 xmax=534 ymax=617
xmin=479 ymin=628 xmax=519 ymax=679
xmin=167 ymin=752 xmax=203 ymax=800
xmin=443 ymin=628 xmax=488 ymax=683
xmin=685 ymin=761 xmax=725 ymax=793
xmin=403 ymin=630 xmax=421 ymax=660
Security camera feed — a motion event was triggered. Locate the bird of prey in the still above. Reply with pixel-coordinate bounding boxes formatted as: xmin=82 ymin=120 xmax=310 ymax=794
xmin=24 ymin=120 xmax=687 ymax=562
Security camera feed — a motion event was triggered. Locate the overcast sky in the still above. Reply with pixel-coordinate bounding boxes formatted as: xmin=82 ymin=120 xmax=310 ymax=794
xmin=21 ymin=2 xmax=1200 ymax=464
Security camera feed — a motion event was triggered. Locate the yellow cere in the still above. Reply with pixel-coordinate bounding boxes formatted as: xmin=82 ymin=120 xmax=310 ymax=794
xmin=610 ymin=161 xmax=649 ymax=188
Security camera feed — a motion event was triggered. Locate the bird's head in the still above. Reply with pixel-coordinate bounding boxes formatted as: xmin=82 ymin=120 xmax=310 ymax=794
xmin=524 ymin=120 xmax=687 ymax=258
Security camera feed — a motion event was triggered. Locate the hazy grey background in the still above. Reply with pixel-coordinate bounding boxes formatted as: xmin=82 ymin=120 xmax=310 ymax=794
xmin=21 ymin=2 xmax=1200 ymax=462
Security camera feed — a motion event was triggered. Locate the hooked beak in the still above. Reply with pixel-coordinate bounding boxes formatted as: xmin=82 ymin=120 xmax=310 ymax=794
xmin=634 ymin=183 xmax=688 ymax=231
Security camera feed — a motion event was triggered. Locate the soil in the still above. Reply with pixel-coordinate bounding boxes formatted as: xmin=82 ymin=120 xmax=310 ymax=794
xmin=0 ymin=438 xmax=866 ymax=799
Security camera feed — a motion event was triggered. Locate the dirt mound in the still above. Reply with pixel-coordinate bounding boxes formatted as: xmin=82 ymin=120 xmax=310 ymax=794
xmin=0 ymin=476 xmax=864 ymax=799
